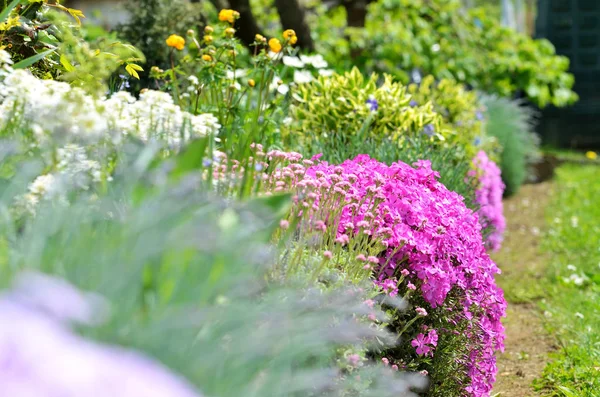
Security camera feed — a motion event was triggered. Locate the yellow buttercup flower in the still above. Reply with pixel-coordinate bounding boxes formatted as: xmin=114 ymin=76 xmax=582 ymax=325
xmin=202 ymin=54 xmax=213 ymax=62
xmin=248 ymin=79 xmax=256 ymax=87
xmin=283 ymin=29 xmax=296 ymax=39
xmin=218 ymin=9 xmax=239 ymax=23
xmin=269 ymin=38 xmax=282 ymax=53
xmin=586 ymin=151 xmax=597 ymax=160
xmin=166 ymin=34 xmax=185 ymax=50
xmin=289 ymin=35 xmax=298 ymax=45
xmin=204 ymin=35 xmax=213 ymax=44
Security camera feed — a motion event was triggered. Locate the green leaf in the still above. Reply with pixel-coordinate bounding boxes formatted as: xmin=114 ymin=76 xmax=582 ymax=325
xmin=171 ymin=137 xmax=210 ymax=179
xmin=0 ymin=0 xmax=22 ymax=22
xmin=12 ymin=49 xmax=55 ymax=70
xmin=59 ymin=54 xmax=74 ymax=72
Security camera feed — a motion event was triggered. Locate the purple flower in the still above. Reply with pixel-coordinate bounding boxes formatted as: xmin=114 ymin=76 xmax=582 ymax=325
xmin=409 ymin=99 xmax=418 ymax=108
xmin=422 ymin=124 xmax=435 ymax=137
xmin=0 ymin=272 xmax=202 ymax=397
xmin=366 ymin=97 xmax=378 ymax=112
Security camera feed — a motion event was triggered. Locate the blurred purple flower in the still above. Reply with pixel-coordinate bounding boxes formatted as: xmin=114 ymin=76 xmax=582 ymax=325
xmin=0 ymin=272 xmax=202 ymax=397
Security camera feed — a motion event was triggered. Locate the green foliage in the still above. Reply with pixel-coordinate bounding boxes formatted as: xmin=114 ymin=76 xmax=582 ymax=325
xmin=283 ymin=69 xmax=489 ymax=202
xmin=0 ymin=0 xmax=142 ymax=88
xmin=533 ymin=165 xmax=600 ymax=395
xmin=482 ymin=95 xmax=540 ymax=196
xmin=312 ymin=0 xmax=577 ymax=108
xmin=284 ymin=67 xmax=444 ymax=156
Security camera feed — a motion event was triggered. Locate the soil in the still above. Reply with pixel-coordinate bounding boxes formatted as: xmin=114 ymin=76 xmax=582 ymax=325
xmin=491 ymin=182 xmax=558 ymax=396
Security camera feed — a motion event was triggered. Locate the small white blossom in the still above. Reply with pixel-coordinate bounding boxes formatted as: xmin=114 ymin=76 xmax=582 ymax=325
xmin=293 ymin=70 xmax=314 ymax=84
xmin=282 ymin=56 xmax=305 ymax=68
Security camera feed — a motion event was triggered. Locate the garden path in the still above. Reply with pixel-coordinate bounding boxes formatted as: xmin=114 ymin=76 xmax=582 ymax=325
xmin=491 ymin=182 xmax=557 ymax=396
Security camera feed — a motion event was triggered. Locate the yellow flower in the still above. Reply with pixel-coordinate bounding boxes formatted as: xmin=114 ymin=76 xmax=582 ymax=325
xmin=225 ymin=27 xmax=236 ymax=38
xmin=255 ymin=34 xmax=266 ymax=43
xmin=289 ymin=35 xmax=298 ymax=45
xmin=283 ymin=29 xmax=296 ymax=39
xmin=586 ymin=151 xmax=597 ymax=160
xmin=202 ymin=54 xmax=213 ymax=62
xmin=166 ymin=34 xmax=185 ymax=50
xmin=218 ymin=9 xmax=238 ymax=23
xmin=248 ymin=79 xmax=256 ymax=87
xmin=269 ymin=38 xmax=282 ymax=53
xmin=204 ymin=35 xmax=213 ymax=44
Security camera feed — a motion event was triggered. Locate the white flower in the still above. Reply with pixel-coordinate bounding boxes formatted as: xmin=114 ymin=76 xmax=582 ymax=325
xmin=225 ymin=69 xmax=247 ymax=80
xmin=567 ymin=264 xmax=577 ymax=271
xmin=293 ymin=70 xmax=314 ymax=84
xmin=277 ymin=84 xmax=290 ymax=95
xmin=0 ymin=50 xmax=13 ymax=65
xmin=282 ymin=56 xmax=305 ymax=68
xmin=187 ymin=75 xmax=199 ymax=86
xmin=300 ymin=54 xmax=328 ymax=69
xmin=575 ymin=312 xmax=584 ymax=319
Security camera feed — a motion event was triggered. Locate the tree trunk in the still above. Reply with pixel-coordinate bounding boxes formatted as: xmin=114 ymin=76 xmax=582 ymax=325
xmin=274 ymin=0 xmax=315 ymax=52
xmin=342 ymin=0 xmax=373 ymax=59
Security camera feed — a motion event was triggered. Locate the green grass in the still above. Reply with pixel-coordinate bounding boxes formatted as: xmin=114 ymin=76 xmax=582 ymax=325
xmin=535 ymin=165 xmax=600 ymax=396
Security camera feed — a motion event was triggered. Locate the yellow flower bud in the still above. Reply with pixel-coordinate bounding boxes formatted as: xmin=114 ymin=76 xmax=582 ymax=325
xmin=187 ymin=29 xmax=195 ymax=37
xmin=225 ymin=27 xmax=236 ymax=38
xmin=204 ymin=35 xmax=213 ymax=44
xmin=202 ymin=54 xmax=213 ymax=62
xmin=268 ymin=38 xmax=282 ymax=53
xmin=248 ymin=79 xmax=256 ymax=87
xmin=204 ymin=25 xmax=214 ymax=34
xmin=289 ymin=35 xmax=298 ymax=45
xmin=166 ymin=34 xmax=185 ymax=50
xmin=255 ymin=34 xmax=266 ymax=43
xmin=586 ymin=151 xmax=598 ymax=160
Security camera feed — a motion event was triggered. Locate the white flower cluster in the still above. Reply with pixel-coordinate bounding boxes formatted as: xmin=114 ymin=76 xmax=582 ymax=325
xmin=0 ymin=50 xmax=221 ymax=214
xmin=0 ymin=54 xmax=220 ymax=149
xmin=104 ymin=90 xmax=221 ymax=148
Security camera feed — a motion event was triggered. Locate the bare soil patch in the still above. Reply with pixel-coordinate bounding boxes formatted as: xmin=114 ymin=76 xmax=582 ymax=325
xmin=491 ymin=182 xmax=557 ymax=396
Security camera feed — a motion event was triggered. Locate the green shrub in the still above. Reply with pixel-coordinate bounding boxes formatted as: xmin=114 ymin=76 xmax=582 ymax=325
xmin=482 ymin=95 xmax=539 ymax=196
xmin=312 ymin=0 xmax=576 ymax=108
xmin=283 ymin=69 xmax=494 ymax=202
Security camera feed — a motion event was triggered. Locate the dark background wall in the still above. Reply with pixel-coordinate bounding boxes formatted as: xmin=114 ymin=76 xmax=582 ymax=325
xmin=536 ymin=0 xmax=600 ymax=148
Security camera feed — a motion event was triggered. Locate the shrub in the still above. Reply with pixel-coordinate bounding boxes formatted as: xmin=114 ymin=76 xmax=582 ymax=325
xmin=261 ymin=152 xmax=506 ymax=396
xmin=283 ymin=69 xmax=495 ymax=203
xmin=313 ymin=0 xmax=577 ymax=108
xmin=470 ymin=150 xmax=506 ymax=251
xmin=481 ymin=96 xmax=540 ymax=196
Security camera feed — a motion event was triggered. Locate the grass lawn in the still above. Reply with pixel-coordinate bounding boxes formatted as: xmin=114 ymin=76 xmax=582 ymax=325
xmin=534 ymin=164 xmax=600 ymax=396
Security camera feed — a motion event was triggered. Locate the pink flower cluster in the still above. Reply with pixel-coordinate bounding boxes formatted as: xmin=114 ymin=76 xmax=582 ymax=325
xmin=470 ymin=151 xmax=506 ymax=252
xmin=265 ymin=153 xmax=506 ymax=397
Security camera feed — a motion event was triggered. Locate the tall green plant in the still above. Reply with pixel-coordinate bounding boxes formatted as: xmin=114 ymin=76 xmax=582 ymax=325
xmin=482 ymin=95 xmax=539 ymax=196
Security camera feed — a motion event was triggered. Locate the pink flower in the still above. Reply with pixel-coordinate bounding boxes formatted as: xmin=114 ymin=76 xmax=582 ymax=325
xmin=381 ymin=358 xmax=389 ymax=366
xmin=415 ymin=307 xmax=428 ymax=317
xmin=407 ymin=282 xmax=416 ymax=291
xmin=279 ymin=220 xmax=290 ymax=230
xmin=347 ymin=354 xmax=361 ymax=366
xmin=355 ymin=254 xmax=367 ymax=262
xmin=411 ymin=333 xmax=432 ymax=356
xmin=323 ymin=250 xmax=332 ymax=259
